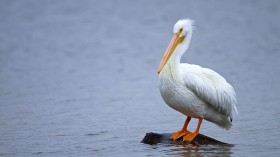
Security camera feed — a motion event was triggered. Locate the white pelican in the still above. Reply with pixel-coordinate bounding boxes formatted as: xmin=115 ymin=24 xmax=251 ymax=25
xmin=158 ymin=19 xmax=238 ymax=142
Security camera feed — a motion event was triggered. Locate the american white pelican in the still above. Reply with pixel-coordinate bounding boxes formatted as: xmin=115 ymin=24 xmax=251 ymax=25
xmin=158 ymin=19 xmax=238 ymax=142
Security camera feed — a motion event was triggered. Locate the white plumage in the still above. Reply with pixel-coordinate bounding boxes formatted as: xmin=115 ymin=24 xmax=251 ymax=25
xmin=158 ymin=19 xmax=237 ymax=138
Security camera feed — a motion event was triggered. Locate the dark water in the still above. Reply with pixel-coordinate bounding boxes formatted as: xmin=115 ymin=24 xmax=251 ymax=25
xmin=1 ymin=0 xmax=280 ymax=156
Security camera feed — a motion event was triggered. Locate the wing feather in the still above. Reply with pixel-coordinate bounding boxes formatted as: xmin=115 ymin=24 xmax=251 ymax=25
xmin=180 ymin=64 xmax=238 ymax=118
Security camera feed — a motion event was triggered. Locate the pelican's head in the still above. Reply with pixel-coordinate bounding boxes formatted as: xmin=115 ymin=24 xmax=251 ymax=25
xmin=158 ymin=19 xmax=194 ymax=74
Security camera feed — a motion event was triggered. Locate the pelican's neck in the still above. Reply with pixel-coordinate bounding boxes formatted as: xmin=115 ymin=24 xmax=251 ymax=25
xmin=161 ymin=56 xmax=181 ymax=80
xmin=160 ymin=32 xmax=192 ymax=80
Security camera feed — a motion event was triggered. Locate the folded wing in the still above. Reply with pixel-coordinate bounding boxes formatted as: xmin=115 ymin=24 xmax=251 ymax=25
xmin=180 ymin=64 xmax=238 ymax=118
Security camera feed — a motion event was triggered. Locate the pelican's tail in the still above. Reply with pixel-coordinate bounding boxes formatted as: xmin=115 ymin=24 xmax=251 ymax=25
xmin=204 ymin=107 xmax=233 ymax=130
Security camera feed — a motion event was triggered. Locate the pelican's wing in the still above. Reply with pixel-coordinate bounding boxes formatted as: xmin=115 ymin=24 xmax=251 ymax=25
xmin=180 ymin=63 xmax=238 ymax=117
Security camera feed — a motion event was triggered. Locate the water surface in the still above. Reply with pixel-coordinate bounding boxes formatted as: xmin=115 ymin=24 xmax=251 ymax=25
xmin=1 ymin=0 xmax=280 ymax=156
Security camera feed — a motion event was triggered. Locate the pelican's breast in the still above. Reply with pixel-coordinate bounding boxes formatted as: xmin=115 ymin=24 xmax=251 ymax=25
xmin=159 ymin=68 xmax=204 ymax=118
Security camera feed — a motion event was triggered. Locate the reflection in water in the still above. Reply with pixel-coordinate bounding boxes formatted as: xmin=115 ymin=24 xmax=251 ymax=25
xmin=164 ymin=144 xmax=233 ymax=157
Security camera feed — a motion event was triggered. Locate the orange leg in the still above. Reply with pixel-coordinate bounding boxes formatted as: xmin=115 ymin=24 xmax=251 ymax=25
xmin=169 ymin=117 xmax=191 ymax=140
xmin=183 ymin=117 xmax=203 ymax=142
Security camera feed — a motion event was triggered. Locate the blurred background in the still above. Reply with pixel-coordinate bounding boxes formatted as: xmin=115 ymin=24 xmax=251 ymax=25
xmin=0 ymin=0 xmax=280 ymax=156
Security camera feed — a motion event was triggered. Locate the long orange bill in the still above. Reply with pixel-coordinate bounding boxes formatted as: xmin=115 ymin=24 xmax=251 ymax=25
xmin=157 ymin=30 xmax=184 ymax=74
